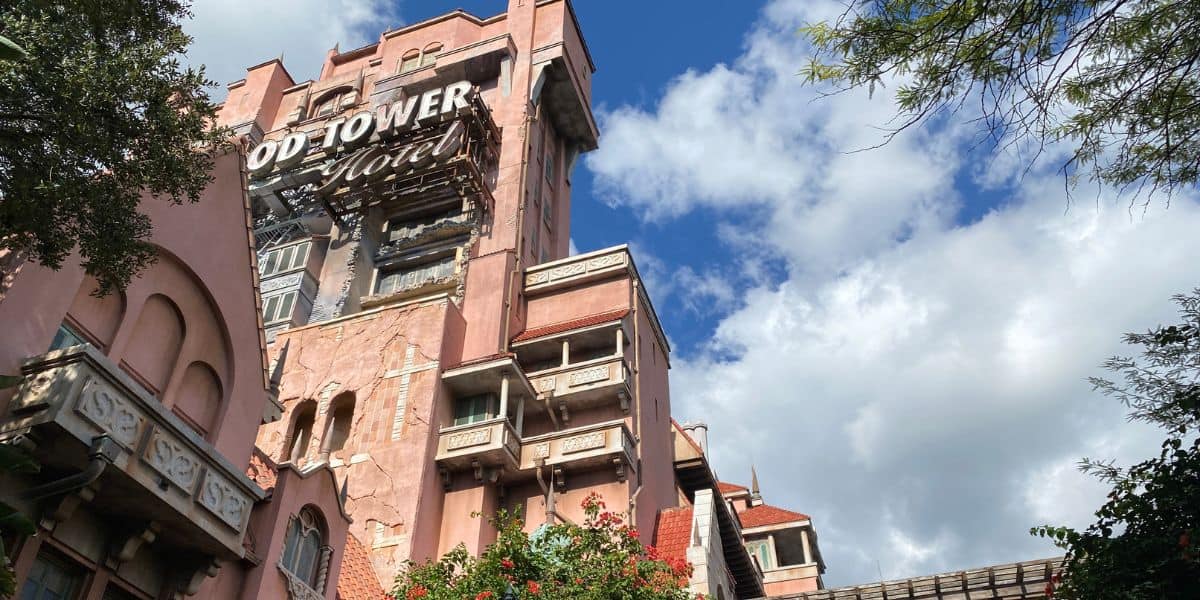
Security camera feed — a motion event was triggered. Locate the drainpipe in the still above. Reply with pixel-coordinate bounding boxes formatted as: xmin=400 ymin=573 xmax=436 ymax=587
xmin=500 ymin=3 xmax=541 ymax=352
xmin=628 ymin=275 xmax=644 ymax=526
xmin=21 ymin=435 xmax=121 ymax=501
xmin=534 ymin=459 xmax=576 ymax=527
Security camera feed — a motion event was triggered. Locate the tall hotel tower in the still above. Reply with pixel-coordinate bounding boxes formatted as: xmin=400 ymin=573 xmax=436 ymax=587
xmin=217 ymin=0 xmax=677 ymax=587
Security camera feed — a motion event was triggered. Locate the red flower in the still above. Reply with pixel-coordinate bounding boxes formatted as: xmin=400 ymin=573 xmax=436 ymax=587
xmin=627 ymin=527 xmax=640 ymax=539
xmin=406 ymin=586 xmax=428 ymax=600
xmin=475 ymin=592 xmax=493 ymax=600
xmin=500 ymin=558 xmax=515 ymax=570
xmin=526 ymin=580 xmax=541 ymax=595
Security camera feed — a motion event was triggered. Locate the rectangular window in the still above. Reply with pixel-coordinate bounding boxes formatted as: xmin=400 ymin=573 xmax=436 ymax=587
xmin=542 ymin=188 xmax=553 ymax=225
xmin=21 ymin=551 xmax=84 ymax=600
xmin=745 ymin=540 xmax=773 ymax=570
xmin=453 ymin=394 xmax=497 ymax=426
xmin=48 ymin=323 xmax=88 ymax=352
xmin=376 ymin=255 xmax=456 ymax=296
xmin=260 ymin=241 xmax=311 ymax=277
xmin=263 ymin=291 xmax=297 ymax=324
xmin=545 ymin=152 xmax=554 ymax=182
xmin=530 ymin=221 xmax=540 ymax=260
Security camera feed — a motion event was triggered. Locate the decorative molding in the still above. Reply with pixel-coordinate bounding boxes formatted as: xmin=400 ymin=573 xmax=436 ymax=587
xmin=533 ymin=377 xmax=556 ymax=392
xmin=446 ymin=426 xmax=492 ymax=450
xmin=532 ymin=443 xmax=550 ymax=459
xmin=75 ymin=376 xmax=145 ymax=448
xmin=143 ymin=427 xmax=201 ymax=491
xmin=524 ymin=249 xmax=627 ymax=287
xmin=198 ymin=470 xmax=252 ymax=530
xmin=562 ymin=431 xmax=606 ymax=454
xmin=261 ymin=272 xmax=305 ymax=294
xmin=568 ymin=365 xmax=608 ymax=387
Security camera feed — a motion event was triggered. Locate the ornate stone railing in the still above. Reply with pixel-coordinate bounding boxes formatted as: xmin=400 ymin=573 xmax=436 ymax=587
xmin=523 ymin=246 xmax=630 ymax=293
xmin=519 ymin=420 xmax=636 ymax=482
xmin=0 ymin=346 xmax=266 ymax=560
xmin=528 ymin=355 xmax=632 ymax=413
xmin=434 ymin=417 xmax=521 ymax=475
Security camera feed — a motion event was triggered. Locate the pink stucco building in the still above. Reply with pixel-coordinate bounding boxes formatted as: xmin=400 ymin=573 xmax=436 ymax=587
xmin=0 ymin=2 xmax=827 ymax=599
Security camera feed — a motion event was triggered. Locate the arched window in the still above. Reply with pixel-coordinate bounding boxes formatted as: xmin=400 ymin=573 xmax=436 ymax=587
xmin=280 ymin=507 xmax=326 ymax=590
xmin=66 ymin=275 xmax=125 ymax=349
xmin=399 ymin=48 xmax=420 ymax=73
xmin=286 ymin=401 xmax=317 ymax=464
xmin=123 ymin=294 xmax=185 ymax=395
xmin=310 ymin=86 xmax=354 ymax=119
xmin=319 ymin=392 xmax=355 ymax=462
xmin=420 ymin=42 xmax=442 ymax=67
xmin=172 ymin=362 xmax=223 ymax=438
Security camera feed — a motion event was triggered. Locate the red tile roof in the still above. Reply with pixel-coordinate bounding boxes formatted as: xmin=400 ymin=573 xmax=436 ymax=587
xmin=336 ymin=534 xmax=387 ymax=600
xmin=445 ymin=351 xmax=515 ymax=371
xmin=717 ymin=481 xmax=748 ymax=495
xmin=738 ymin=504 xmax=811 ymax=528
xmin=512 ymin=308 xmax=629 ymax=342
xmin=671 ymin=419 xmax=705 ymax=456
xmin=246 ymin=447 xmax=278 ymax=493
xmin=654 ymin=506 xmax=694 ymax=561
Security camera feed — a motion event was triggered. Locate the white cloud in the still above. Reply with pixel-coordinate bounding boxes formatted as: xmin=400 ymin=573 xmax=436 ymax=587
xmin=183 ymin=0 xmax=400 ymax=96
xmin=589 ymin=0 xmax=1198 ymax=586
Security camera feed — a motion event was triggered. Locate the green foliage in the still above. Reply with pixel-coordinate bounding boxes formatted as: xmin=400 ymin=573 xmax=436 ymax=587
xmin=1031 ymin=289 xmax=1200 ymax=598
xmin=392 ymin=494 xmax=699 ymax=600
xmin=801 ymin=0 xmax=1200 ymax=201
xmin=0 ymin=0 xmax=227 ymax=294
xmin=0 ymin=442 xmax=38 ymax=599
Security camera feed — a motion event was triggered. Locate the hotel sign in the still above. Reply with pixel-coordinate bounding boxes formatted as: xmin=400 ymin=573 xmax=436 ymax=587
xmin=247 ymin=80 xmax=480 ymax=200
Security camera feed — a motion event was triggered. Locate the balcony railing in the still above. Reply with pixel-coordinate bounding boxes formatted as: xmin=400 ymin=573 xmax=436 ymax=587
xmin=519 ymin=420 xmax=636 ymax=482
xmin=0 ymin=346 xmax=266 ymax=560
xmin=528 ymin=355 xmax=632 ymax=415
xmin=434 ymin=417 xmax=521 ymax=479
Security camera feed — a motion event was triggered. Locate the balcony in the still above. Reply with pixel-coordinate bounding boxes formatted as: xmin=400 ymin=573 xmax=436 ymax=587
xmin=528 ymin=355 xmax=632 ymax=419
xmin=0 ymin=346 xmax=266 ymax=561
xmin=434 ymin=418 xmax=521 ymax=479
xmin=518 ymin=420 xmax=636 ymax=483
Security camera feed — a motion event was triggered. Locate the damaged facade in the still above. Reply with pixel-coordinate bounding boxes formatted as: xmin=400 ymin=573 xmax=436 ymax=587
xmin=6 ymin=2 xmax=1055 ymax=599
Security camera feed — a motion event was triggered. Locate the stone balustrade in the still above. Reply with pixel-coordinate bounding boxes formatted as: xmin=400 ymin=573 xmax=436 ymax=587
xmin=0 ymin=345 xmax=266 ymax=560
xmin=528 ymin=355 xmax=632 ymax=413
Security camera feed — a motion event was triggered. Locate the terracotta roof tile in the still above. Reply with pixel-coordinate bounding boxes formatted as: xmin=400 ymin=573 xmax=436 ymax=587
xmin=246 ymin=447 xmax=278 ymax=493
xmin=445 ymin=352 xmax=515 ymax=371
xmin=512 ymin=308 xmax=629 ymax=342
xmin=336 ymin=534 xmax=387 ymax=600
xmin=739 ymin=504 xmax=811 ymax=528
xmin=653 ymin=507 xmax=694 ymax=561
xmin=717 ymin=481 xmax=748 ymax=495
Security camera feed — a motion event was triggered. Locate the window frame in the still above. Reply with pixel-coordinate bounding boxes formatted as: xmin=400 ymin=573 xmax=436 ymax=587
xmin=262 ymin=290 xmax=298 ymax=325
xmin=373 ymin=253 xmax=457 ymax=297
xmin=20 ymin=549 xmax=85 ymax=600
xmin=259 ymin=240 xmax=311 ymax=278
xmin=453 ymin=393 xmax=498 ymax=426
xmin=280 ymin=508 xmax=325 ymax=591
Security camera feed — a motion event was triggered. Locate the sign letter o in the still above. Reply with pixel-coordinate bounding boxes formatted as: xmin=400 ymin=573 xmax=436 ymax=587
xmin=340 ymin=112 xmax=376 ymax=147
xmin=247 ymin=141 xmax=278 ymax=176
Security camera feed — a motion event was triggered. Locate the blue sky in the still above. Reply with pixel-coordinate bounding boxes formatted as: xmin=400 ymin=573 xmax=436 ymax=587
xmin=185 ymin=0 xmax=1200 ymax=588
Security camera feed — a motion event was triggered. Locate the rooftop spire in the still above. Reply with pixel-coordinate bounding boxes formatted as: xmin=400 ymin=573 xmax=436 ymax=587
xmin=750 ymin=465 xmax=763 ymax=506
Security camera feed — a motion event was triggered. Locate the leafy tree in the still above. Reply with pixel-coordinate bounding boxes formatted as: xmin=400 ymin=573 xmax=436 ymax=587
xmin=801 ymin=1 xmax=1200 ymax=201
xmin=1032 ymin=289 xmax=1200 ymax=599
xmin=0 ymin=0 xmax=225 ymax=294
xmin=393 ymin=493 xmax=698 ymax=600
xmin=0 ymin=442 xmax=38 ymax=599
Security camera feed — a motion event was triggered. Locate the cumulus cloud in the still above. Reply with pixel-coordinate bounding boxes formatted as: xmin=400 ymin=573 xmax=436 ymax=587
xmin=183 ymin=0 xmax=401 ymax=95
xmin=588 ymin=0 xmax=1197 ymax=586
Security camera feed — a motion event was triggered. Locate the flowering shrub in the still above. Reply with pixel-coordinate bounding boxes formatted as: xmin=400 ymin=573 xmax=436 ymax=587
xmin=392 ymin=493 xmax=700 ymax=599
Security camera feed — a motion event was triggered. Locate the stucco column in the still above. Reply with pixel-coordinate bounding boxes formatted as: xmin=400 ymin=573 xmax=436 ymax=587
xmin=499 ymin=373 xmax=510 ymax=420
xmin=561 ymin=339 xmax=570 ymax=366
xmin=515 ymin=395 xmax=525 ymax=436
xmin=801 ymin=528 xmax=813 ymax=565
xmin=615 ymin=328 xmax=623 ymax=356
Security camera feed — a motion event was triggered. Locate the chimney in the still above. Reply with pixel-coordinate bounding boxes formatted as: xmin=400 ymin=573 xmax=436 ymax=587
xmin=682 ymin=421 xmax=708 ymax=456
